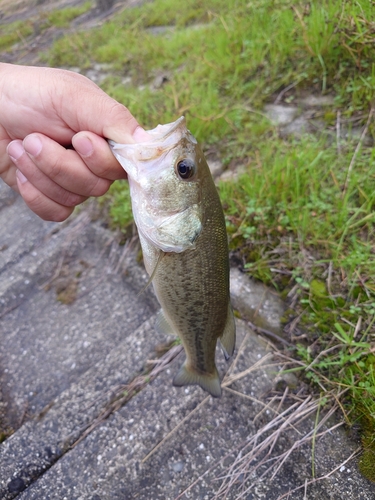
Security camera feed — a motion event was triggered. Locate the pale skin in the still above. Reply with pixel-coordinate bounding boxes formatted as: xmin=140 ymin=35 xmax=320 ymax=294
xmin=0 ymin=62 xmax=150 ymax=222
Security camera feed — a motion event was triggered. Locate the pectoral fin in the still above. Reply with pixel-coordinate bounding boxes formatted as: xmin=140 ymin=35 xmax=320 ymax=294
xmin=219 ymin=303 xmax=236 ymax=360
xmin=137 ymin=250 xmax=165 ymax=297
xmin=173 ymin=362 xmax=222 ymax=398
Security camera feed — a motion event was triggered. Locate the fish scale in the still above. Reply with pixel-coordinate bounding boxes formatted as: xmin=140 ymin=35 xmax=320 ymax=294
xmin=110 ymin=116 xmax=236 ymax=397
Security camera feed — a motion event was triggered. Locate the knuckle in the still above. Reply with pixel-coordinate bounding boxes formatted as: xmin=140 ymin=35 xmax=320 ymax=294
xmin=102 ymin=101 xmax=138 ymax=135
xmin=60 ymin=192 xmax=86 ymax=208
xmin=87 ymin=178 xmax=111 ymax=197
xmin=48 ymin=158 xmax=63 ymax=179
xmin=47 ymin=209 xmax=74 ymax=223
xmin=24 ymin=190 xmax=73 ymax=222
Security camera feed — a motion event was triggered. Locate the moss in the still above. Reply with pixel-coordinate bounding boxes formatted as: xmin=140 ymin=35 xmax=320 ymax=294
xmin=359 ymin=447 xmax=375 ymax=481
xmin=344 ymin=396 xmax=375 ymax=482
xmin=56 ymin=280 xmax=78 ymax=305
xmin=358 ymin=411 xmax=375 ymax=482
xmin=0 ymin=429 xmax=12 ymax=443
xmin=310 ymin=279 xmax=328 ymax=299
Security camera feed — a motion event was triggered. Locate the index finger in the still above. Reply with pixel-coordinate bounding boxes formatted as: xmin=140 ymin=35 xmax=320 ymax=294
xmin=72 ymin=131 xmax=128 ymax=181
xmin=48 ymin=70 xmax=141 ymax=143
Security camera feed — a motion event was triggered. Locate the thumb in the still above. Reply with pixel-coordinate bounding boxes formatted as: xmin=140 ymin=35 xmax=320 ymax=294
xmin=54 ymin=70 xmax=151 ymax=143
xmin=99 ymin=101 xmax=152 ymax=144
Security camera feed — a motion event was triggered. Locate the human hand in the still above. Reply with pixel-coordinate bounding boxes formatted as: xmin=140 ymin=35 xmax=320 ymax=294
xmin=0 ymin=63 xmax=149 ymax=221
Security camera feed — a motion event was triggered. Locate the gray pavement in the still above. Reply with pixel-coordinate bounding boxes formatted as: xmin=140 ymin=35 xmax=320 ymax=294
xmin=1 ymin=180 xmax=374 ymax=499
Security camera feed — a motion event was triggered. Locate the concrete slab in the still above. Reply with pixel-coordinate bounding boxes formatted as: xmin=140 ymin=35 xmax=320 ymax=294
xmin=0 ymin=198 xmax=158 ymax=428
xmin=0 ymin=186 xmax=56 ymax=276
xmin=6 ymin=321 xmax=373 ymax=500
xmin=1 ymin=181 xmax=374 ymax=500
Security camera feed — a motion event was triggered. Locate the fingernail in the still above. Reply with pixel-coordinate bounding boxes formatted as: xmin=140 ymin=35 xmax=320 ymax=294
xmin=16 ymin=169 xmax=28 ymax=184
xmin=24 ymin=135 xmax=42 ymax=157
xmin=74 ymin=135 xmax=94 ymax=157
xmin=132 ymin=126 xmax=152 ymax=143
xmin=7 ymin=141 xmax=25 ymax=161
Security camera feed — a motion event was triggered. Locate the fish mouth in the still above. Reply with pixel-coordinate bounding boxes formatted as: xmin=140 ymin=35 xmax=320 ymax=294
xmin=148 ymin=116 xmax=186 ymax=141
xmin=109 ymin=115 xmax=199 ymax=180
xmin=109 ymin=116 xmax=186 ymax=148
xmin=109 ymin=116 xmax=197 ymax=158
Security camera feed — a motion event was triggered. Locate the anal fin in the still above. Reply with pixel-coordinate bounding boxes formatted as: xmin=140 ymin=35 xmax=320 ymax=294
xmin=219 ymin=303 xmax=236 ymax=360
xmin=155 ymin=309 xmax=176 ymax=336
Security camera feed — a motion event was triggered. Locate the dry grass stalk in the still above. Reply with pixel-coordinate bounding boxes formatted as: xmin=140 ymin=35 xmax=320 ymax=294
xmin=275 ymin=352 xmax=334 ymax=388
xmin=172 ymin=340 xmax=340 ymax=499
xmin=212 ymin=397 xmax=343 ymax=499
xmin=221 ymin=352 xmax=274 ymax=387
xmin=145 ymin=334 xmax=273 ymax=465
xmin=247 ymin=320 xmax=292 ymax=346
xmin=174 ymin=388 xmax=345 ymax=500
xmin=71 ymin=344 xmax=183 ymax=449
xmin=343 ymin=104 xmax=374 ymax=195
xmin=114 ymin=234 xmax=139 ymax=274
xmin=276 ymin=446 xmax=361 ymax=500
xmin=142 ymin=394 xmax=209 ymax=464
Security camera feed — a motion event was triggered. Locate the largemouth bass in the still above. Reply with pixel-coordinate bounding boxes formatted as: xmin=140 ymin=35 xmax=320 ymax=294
xmin=109 ymin=117 xmax=236 ymax=397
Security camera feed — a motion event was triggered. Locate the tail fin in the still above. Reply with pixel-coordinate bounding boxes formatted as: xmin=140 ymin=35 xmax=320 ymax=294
xmin=173 ymin=362 xmax=222 ymax=398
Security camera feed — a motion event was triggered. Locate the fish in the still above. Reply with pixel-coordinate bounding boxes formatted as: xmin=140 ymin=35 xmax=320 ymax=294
xmin=109 ymin=116 xmax=236 ymax=397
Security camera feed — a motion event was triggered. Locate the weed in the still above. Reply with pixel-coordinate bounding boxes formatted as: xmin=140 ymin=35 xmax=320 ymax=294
xmin=0 ymin=20 xmax=34 ymax=51
xmin=0 ymin=2 xmax=92 ymax=52
xmin=40 ymin=1 xmax=92 ymax=29
xmin=104 ymin=180 xmax=133 ymax=231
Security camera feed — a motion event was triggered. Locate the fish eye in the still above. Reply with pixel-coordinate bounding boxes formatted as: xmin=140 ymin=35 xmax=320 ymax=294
xmin=176 ymin=158 xmax=196 ymax=180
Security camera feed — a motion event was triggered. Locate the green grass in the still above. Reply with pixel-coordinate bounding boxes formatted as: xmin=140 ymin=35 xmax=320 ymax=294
xmin=40 ymin=1 xmax=92 ymax=29
xmin=0 ymin=19 xmax=34 ymax=50
xmin=47 ymin=0 xmax=375 ymax=121
xmin=43 ymin=0 xmax=375 ymax=481
xmin=106 ymin=180 xmax=133 ymax=231
xmin=0 ymin=2 xmax=92 ymax=52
